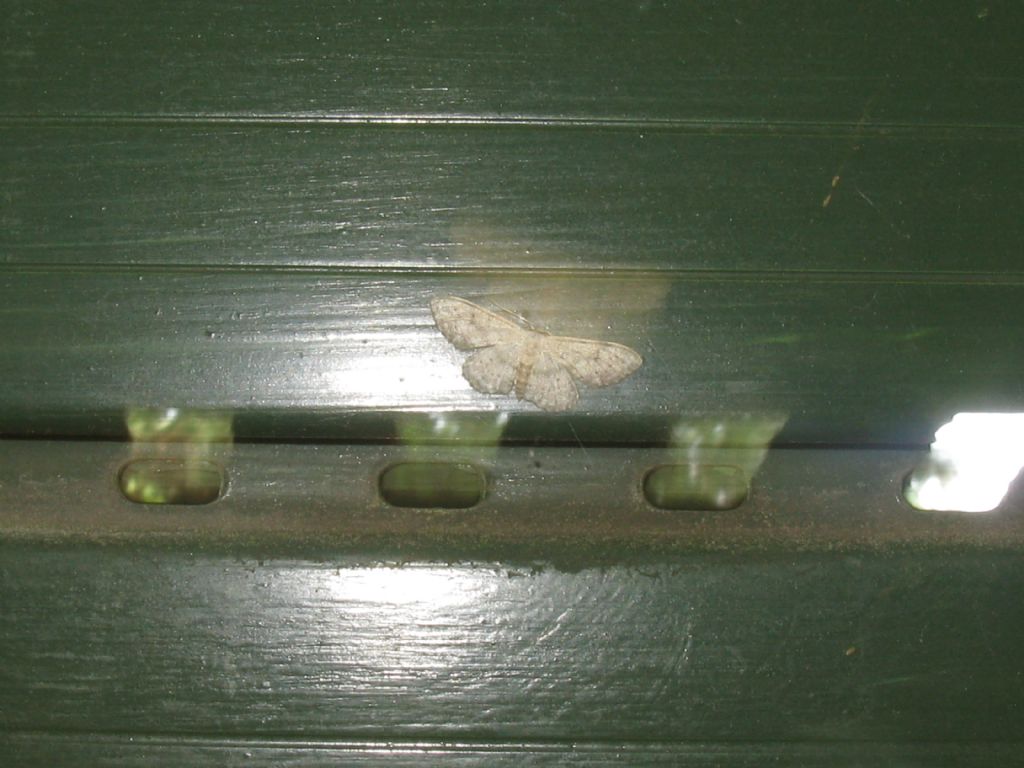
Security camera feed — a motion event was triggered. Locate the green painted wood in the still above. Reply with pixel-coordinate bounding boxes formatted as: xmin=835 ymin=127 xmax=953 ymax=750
xmin=5 ymin=733 xmax=1023 ymax=767
xmin=1 ymin=268 xmax=1021 ymax=444
xmin=3 ymin=1 xmax=1022 ymax=125
xmin=2 ymin=2 xmax=1024 ymax=764
xmin=3 ymin=3 xmax=1023 ymax=444
xmin=3 ymin=125 xmax=1021 ymax=273
xmin=2 ymin=546 xmax=1024 ymax=745
xmin=5 ymin=440 xmax=1022 ymax=552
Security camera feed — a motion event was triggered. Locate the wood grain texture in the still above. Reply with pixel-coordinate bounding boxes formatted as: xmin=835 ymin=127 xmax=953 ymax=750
xmin=1 ymin=269 xmax=1021 ymax=444
xmin=3 ymin=439 xmax=1023 ymax=551
xmin=3 ymin=125 xmax=1022 ymax=273
xmin=2 ymin=546 xmax=1024 ymax=744
xmin=2 ymin=1 xmax=1022 ymax=125
xmin=3 ymin=3 xmax=1024 ymax=762
xmin=2 ymin=3 xmax=1023 ymax=440
xmin=5 ymin=733 xmax=1023 ymax=767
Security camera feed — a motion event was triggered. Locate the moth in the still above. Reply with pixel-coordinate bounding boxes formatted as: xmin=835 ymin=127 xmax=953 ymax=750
xmin=430 ymin=296 xmax=643 ymax=412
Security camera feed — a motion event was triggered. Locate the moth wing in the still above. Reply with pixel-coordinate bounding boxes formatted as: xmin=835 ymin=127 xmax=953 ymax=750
xmin=544 ymin=336 xmax=643 ymax=387
xmin=462 ymin=343 xmax=519 ymax=395
xmin=430 ymin=296 xmax=523 ymax=350
xmin=522 ymin=351 xmax=579 ymax=412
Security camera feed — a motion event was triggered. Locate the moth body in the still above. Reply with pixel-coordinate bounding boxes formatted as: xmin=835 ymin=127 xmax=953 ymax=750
xmin=431 ymin=296 xmax=642 ymax=412
xmin=513 ymin=338 xmax=541 ymax=401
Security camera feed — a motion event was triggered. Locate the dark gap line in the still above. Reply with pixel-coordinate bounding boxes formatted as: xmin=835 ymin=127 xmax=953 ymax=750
xmin=4 ymin=727 xmax=1007 ymax=750
xmin=3 ymin=262 xmax=1023 ymax=286
xmin=0 ymin=433 xmax=928 ymax=451
xmin=1 ymin=112 xmax=1022 ymax=139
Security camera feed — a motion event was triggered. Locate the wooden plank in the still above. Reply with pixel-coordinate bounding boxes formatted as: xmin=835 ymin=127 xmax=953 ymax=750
xmin=2 ymin=1 xmax=1022 ymax=125
xmin=1 ymin=268 xmax=1021 ymax=444
xmin=2 ymin=4 xmax=1022 ymax=763
xmin=3 ymin=440 xmax=1023 ymax=551
xmin=5 ymin=732 xmax=1023 ymax=767
xmin=3 ymin=125 xmax=1022 ymax=273
xmin=2 ymin=545 xmax=1024 ymax=743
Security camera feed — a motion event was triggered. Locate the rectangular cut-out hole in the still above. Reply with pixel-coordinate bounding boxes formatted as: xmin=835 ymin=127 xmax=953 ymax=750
xmin=120 ymin=459 xmax=224 ymax=505
xmin=379 ymin=462 xmax=486 ymax=509
xmin=643 ymin=464 xmax=748 ymax=511
xmin=903 ymin=413 xmax=1024 ymax=512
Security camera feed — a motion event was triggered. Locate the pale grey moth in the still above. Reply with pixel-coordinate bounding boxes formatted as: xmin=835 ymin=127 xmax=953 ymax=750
xmin=430 ymin=296 xmax=643 ymax=412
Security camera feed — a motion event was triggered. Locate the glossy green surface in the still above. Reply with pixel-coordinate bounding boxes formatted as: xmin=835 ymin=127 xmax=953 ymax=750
xmin=1 ymin=3 xmax=1023 ymax=442
xmin=3 ymin=1 xmax=1023 ymax=763
xmin=1 ymin=269 xmax=1021 ymax=444
xmin=4 ymin=125 xmax=1022 ymax=274
xmin=4 ymin=1 xmax=1022 ymax=124
xmin=2 ymin=545 xmax=1024 ymax=763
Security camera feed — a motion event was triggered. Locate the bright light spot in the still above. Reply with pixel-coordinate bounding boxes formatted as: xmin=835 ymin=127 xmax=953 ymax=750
xmin=905 ymin=413 xmax=1024 ymax=512
xmin=326 ymin=566 xmax=483 ymax=608
xmin=667 ymin=414 xmax=786 ymax=489
xmin=124 ymin=407 xmax=233 ymax=443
